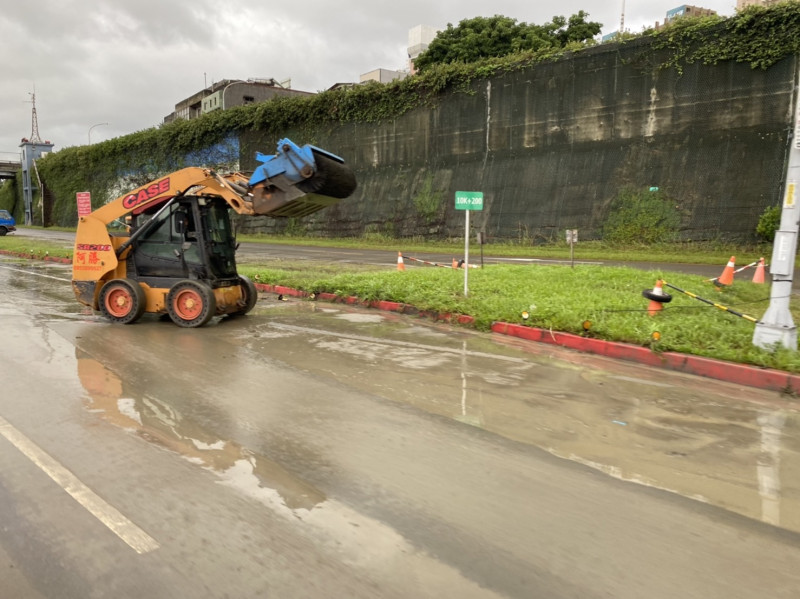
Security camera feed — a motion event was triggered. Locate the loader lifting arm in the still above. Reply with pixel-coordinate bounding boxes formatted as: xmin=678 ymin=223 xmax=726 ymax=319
xmin=71 ymin=139 xmax=356 ymax=327
xmin=83 ymin=138 xmax=356 ymax=228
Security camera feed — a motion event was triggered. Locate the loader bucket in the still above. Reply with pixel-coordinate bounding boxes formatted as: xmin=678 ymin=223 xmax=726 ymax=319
xmin=247 ymin=139 xmax=357 ymax=218
xmin=296 ymin=150 xmax=357 ymax=199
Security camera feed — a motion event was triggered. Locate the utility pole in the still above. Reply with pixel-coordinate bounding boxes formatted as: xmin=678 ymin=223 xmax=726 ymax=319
xmin=620 ymin=0 xmax=626 ymax=35
xmin=753 ymin=59 xmax=800 ymax=351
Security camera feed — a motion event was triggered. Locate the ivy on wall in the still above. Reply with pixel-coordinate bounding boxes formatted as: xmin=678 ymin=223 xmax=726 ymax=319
xmin=26 ymin=3 xmax=800 ymax=227
xmin=646 ymin=2 xmax=800 ymax=72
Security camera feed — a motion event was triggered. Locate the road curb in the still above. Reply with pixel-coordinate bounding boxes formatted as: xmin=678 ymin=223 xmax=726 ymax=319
xmin=256 ymin=282 xmax=798 ymax=394
xmin=490 ymin=322 xmax=799 ymax=393
xmin=0 ymin=249 xmax=71 ymax=263
xmin=255 ymin=283 xmax=475 ymax=325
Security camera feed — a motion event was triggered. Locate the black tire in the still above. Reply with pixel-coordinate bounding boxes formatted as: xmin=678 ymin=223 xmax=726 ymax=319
xmin=167 ymin=280 xmax=216 ymax=328
xmin=99 ymin=279 xmax=147 ymax=324
xmin=642 ymin=289 xmax=673 ymax=303
xmin=228 ymin=275 xmax=258 ymax=317
xmin=0 ymin=228 xmax=7 ymax=236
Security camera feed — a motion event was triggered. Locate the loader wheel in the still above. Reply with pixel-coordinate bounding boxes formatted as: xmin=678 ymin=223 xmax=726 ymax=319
xmin=228 ymin=275 xmax=258 ymax=317
xmin=99 ymin=279 xmax=146 ymax=324
xmin=167 ymin=280 xmax=216 ymax=328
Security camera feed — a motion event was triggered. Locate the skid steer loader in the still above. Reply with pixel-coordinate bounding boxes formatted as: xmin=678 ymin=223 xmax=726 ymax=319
xmin=71 ymin=138 xmax=356 ymax=327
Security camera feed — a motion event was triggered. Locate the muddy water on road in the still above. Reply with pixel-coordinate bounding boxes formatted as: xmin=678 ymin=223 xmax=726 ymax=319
xmin=3 ymin=256 xmax=798 ymax=537
xmin=73 ymin=299 xmax=799 ymax=536
xmin=231 ymin=303 xmax=800 ymax=535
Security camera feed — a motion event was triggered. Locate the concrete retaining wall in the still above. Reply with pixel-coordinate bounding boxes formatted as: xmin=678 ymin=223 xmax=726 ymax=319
xmin=237 ymin=42 xmax=797 ymax=242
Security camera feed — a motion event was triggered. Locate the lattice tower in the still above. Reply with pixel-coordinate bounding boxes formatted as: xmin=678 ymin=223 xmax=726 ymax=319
xmin=29 ymin=92 xmax=42 ymax=143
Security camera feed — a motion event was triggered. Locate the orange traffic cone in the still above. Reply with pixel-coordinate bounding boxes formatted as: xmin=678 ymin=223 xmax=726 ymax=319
xmin=752 ymin=257 xmax=765 ymax=284
xmin=713 ymin=256 xmax=736 ymax=287
xmin=397 ymin=252 xmax=405 ymax=271
xmin=452 ymin=258 xmax=458 ymax=269
xmin=642 ymin=279 xmax=671 ymax=316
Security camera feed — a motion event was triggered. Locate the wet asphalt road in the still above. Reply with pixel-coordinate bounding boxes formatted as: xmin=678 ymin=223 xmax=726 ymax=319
xmin=1 ymin=256 xmax=800 ymax=598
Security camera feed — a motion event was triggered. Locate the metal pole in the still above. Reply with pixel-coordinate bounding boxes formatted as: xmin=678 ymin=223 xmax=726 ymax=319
xmin=753 ymin=56 xmax=800 ymax=351
xmin=221 ymin=80 xmax=248 ymax=110
xmin=88 ymin=122 xmax=108 ymax=145
xmin=464 ymin=209 xmax=470 ymax=296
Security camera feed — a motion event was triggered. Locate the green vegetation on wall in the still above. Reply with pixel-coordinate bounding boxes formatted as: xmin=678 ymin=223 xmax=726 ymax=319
xmin=756 ymin=204 xmax=781 ymax=242
xmin=602 ymin=187 xmax=682 ymax=245
xmin=0 ymin=178 xmax=19 ymax=217
xmin=26 ymin=3 xmax=800 ymax=228
xmin=412 ymin=173 xmax=444 ymax=223
xmin=646 ymin=2 xmax=800 ymax=72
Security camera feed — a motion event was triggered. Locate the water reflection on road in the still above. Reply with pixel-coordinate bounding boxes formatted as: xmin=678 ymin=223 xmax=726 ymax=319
xmin=71 ymin=300 xmax=799 ymax=535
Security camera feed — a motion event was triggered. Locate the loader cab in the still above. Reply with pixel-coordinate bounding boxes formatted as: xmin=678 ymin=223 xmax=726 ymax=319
xmin=128 ymin=195 xmax=238 ymax=286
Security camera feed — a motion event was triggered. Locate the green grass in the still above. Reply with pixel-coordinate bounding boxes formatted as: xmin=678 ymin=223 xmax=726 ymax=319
xmin=238 ymin=233 xmax=771 ymax=266
xmin=0 ymin=236 xmax=72 ymax=259
xmin=8 ymin=226 xmax=772 ymax=265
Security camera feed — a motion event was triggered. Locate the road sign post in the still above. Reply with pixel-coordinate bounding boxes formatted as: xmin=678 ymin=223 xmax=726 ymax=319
xmin=455 ymin=192 xmax=484 ymax=296
xmin=566 ymin=229 xmax=578 ymax=268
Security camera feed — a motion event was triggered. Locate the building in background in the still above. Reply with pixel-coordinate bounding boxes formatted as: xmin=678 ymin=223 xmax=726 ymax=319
xmin=408 ymin=25 xmax=439 ymax=73
xmin=163 ymin=79 xmax=313 ymax=124
xmin=664 ymin=5 xmax=718 ymax=24
xmin=652 ymin=5 xmax=717 ymax=29
xmin=360 ymin=69 xmax=408 ymax=84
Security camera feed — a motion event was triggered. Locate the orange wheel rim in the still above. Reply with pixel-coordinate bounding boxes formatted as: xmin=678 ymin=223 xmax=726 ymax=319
xmin=105 ymin=287 xmax=132 ymax=317
xmin=173 ymin=289 xmax=203 ymax=320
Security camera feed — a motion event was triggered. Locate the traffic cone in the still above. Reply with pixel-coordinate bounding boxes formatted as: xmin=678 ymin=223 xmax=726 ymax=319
xmin=752 ymin=257 xmax=765 ymax=284
xmin=452 ymin=258 xmax=458 ymax=269
xmin=397 ymin=252 xmax=405 ymax=271
xmin=642 ymin=280 xmax=672 ymax=316
xmin=713 ymin=256 xmax=736 ymax=287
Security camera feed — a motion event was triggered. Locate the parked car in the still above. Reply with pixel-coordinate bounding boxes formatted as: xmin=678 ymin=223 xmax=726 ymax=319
xmin=0 ymin=209 xmax=16 ymax=235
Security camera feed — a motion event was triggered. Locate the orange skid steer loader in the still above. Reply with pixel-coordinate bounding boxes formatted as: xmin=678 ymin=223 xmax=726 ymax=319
xmin=72 ymin=139 xmax=356 ymax=327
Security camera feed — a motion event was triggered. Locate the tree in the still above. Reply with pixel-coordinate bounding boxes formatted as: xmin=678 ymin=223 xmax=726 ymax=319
xmin=413 ymin=13 xmax=602 ymax=73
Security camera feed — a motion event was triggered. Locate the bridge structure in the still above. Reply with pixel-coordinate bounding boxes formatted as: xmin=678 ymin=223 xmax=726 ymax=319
xmin=0 ymin=152 xmax=21 ymax=180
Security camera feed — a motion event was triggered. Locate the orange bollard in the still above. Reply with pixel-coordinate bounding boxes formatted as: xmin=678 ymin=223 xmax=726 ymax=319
xmin=397 ymin=252 xmax=405 ymax=271
xmin=752 ymin=257 xmax=765 ymax=284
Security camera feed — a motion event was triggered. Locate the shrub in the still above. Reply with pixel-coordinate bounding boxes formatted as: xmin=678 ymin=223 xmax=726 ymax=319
xmin=756 ymin=204 xmax=780 ymax=242
xmin=602 ymin=187 xmax=681 ymax=245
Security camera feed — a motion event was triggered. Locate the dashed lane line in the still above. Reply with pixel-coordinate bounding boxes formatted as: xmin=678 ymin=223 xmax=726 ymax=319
xmin=0 ymin=414 xmax=159 ymax=554
xmin=0 ymin=263 xmax=72 ymax=283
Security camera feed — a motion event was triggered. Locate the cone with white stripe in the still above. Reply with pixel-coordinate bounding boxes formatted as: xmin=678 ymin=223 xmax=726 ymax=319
xmin=713 ymin=256 xmax=736 ymax=287
xmin=642 ymin=279 xmax=672 ymax=316
xmin=397 ymin=252 xmax=405 ymax=271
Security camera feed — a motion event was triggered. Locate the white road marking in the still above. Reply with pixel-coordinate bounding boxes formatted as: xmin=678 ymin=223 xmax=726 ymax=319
xmin=0 ymin=415 xmax=159 ymax=554
xmin=270 ymin=322 xmax=531 ymax=364
xmin=0 ymin=263 xmax=72 ymax=283
xmin=609 ymin=375 xmax=673 ymax=388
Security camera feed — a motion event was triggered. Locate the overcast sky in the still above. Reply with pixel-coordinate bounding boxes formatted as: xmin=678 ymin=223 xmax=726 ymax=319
xmin=0 ymin=0 xmax=736 ymax=157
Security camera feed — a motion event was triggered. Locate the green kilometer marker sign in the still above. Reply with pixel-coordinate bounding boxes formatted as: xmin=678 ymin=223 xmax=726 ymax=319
xmin=454 ymin=191 xmax=484 ymax=297
xmin=455 ymin=191 xmax=484 ymax=211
